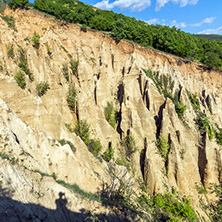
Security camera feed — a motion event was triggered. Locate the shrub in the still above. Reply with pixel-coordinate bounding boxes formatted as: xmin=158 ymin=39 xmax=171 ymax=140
xmin=6 ymin=43 xmax=14 ymax=59
xmin=103 ymin=146 xmax=114 ymax=162
xmin=36 ymin=81 xmax=49 ymax=97
xmin=31 ymin=32 xmax=40 ymax=49
xmin=175 ymin=102 xmax=187 ymax=118
xmin=216 ymin=130 xmax=222 ymax=145
xmin=196 ymin=112 xmax=211 ymax=134
xmin=143 ymin=191 xmax=197 ymax=221
xmin=156 ymin=136 xmax=170 ymax=161
xmin=81 ymin=24 xmax=87 ymax=32
xmin=44 ymin=42 xmax=52 ymax=57
xmin=74 ymin=120 xmax=90 ymax=145
xmin=62 ymin=62 xmax=69 ymax=81
xmin=87 ymin=138 xmax=102 ymax=156
xmin=8 ymin=0 xmax=29 ymax=9
xmin=70 ymin=60 xmax=78 ymax=77
xmin=104 ymin=102 xmax=117 ymax=128
xmin=66 ymin=85 xmax=77 ymax=111
xmin=18 ymin=47 xmax=34 ymax=81
xmin=116 ymin=155 xmax=131 ymax=171
xmin=121 ymin=132 xmax=137 ymax=160
xmin=59 ymin=139 xmax=76 ymax=152
xmin=0 ymin=15 xmax=16 ymax=31
xmin=14 ymin=71 xmax=26 ymax=89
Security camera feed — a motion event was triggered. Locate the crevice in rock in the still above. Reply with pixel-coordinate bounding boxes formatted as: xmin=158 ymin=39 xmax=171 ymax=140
xmin=140 ymin=137 xmax=147 ymax=179
xmin=176 ymin=130 xmax=181 ymax=144
xmin=76 ymin=101 xmax=79 ymax=121
xmin=116 ymin=83 xmax=125 ymax=139
xmin=99 ymin=56 xmax=102 ymax=66
xmin=122 ymin=67 xmax=125 ymax=76
xmin=155 ymin=101 xmax=167 ymax=139
xmin=111 ymin=54 xmax=114 ymax=69
xmin=198 ymin=133 xmax=207 ymax=185
xmin=127 ymin=66 xmax=132 ymax=75
xmin=94 ymin=86 xmax=97 ymax=105
xmin=12 ymin=132 xmax=20 ymax=145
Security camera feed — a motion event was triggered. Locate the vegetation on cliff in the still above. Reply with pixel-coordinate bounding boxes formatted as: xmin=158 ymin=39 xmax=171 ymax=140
xmin=30 ymin=0 xmax=222 ymax=69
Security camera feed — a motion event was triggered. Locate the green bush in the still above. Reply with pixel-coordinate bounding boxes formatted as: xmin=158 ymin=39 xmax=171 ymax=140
xmin=44 ymin=42 xmax=52 ymax=57
xmin=70 ymin=60 xmax=78 ymax=77
xmin=87 ymin=138 xmax=102 ymax=156
xmin=18 ymin=47 xmax=34 ymax=81
xmin=121 ymin=132 xmax=137 ymax=160
xmin=216 ymin=130 xmax=222 ymax=145
xmin=74 ymin=120 xmax=90 ymax=145
xmin=14 ymin=71 xmax=26 ymax=89
xmin=59 ymin=139 xmax=76 ymax=152
xmin=116 ymin=155 xmax=131 ymax=171
xmin=8 ymin=0 xmax=29 ymax=9
xmin=209 ymin=184 xmax=222 ymax=221
xmin=104 ymin=102 xmax=117 ymax=128
xmin=175 ymin=102 xmax=187 ymax=118
xmin=62 ymin=62 xmax=69 ymax=81
xmin=142 ymin=192 xmax=197 ymax=221
xmin=156 ymin=136 xmax=170 ymax=161
xmin=31 ymin=32 xmax=40 ymax=49
xmin=66 ymin=85 xmax=77 ymax=111
xmin=103 ymin=146 xmax=114 ymax=162
xmin=6 ymin=43 xmax=14 ymax=59
xmin=36 ymin=81 xmax=49 ymax=97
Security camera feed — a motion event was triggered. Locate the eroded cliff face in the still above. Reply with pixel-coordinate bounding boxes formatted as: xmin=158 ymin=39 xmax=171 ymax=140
xmin=0 ymin=7 xmax=222 ymax=220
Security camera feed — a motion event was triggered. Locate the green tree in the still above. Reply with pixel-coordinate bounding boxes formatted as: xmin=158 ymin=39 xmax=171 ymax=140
xmin=8 ymin=0 xmax=29 ymax=9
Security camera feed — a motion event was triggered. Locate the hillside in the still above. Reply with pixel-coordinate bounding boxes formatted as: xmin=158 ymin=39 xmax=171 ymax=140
xmin=196 ymin=34 xmax=222 ymax=42
xmin=0 ymin=5 xmax=222 ymax=221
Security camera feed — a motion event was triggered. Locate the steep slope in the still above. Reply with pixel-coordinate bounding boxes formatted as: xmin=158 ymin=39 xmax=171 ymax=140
xmin=0 ymin=6 xmax=222 ymax=221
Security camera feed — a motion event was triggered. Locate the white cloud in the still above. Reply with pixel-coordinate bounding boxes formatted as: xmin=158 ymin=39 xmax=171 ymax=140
xmin=155 ymin=0 xmax=198 ymax=11
xmin=94 ymin=0 xmax=151 ymax=12
xmin=146 ymin=18 xmax=160 ymax=25
xmin=170 ymin=20 xmax=187 ymax=28
xmin=191 ymin=17 xmax=216 ymax=27
xmin=198 ymin=26 xmax=222 ymax=35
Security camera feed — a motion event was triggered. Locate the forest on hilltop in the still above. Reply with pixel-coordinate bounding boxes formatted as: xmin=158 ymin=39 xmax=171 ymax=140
xmin=5 ymin=0 xmax=222 ymax=69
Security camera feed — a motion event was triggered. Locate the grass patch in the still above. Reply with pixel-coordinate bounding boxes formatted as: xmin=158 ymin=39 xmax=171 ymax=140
xmin=59 ymin=139 xmax=76 ymax=152
xmin=6 ymin=43 xmax=15 ymax=59
xmin=104 ymin=102 xmax=117 ymax=128
xmin=0 ymin=15 xmax=17 ymax=31
xmin=36 ymin=81 xmax=49 ymax=97
xmin=14 ymin=71 xmax=26 ymax=89
xmin=66 ymin=84 xmax=77 ymax=111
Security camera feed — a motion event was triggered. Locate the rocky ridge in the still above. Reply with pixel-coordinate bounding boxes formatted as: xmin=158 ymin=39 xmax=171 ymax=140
xmin=0 ymin=6 xmax=221 ymax=221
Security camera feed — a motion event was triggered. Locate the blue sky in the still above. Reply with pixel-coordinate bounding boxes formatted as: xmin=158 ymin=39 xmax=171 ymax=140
xmin=79 ymin=0 xmax=222 ymax=34
xmin=29 ymin=0 xmax=222 ymax=34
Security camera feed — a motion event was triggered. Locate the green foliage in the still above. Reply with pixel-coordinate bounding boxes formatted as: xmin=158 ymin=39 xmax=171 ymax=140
xmin=175 ymin=102 xmax=188 ymax=118
xmin=14 ymin=71 xmax=26 ymax=89
xmin=156 ymin=136 xmax=170 ymax=161
xmin=209 ymin=184 xmax=222 ymax=221
xmin=80 ymin=24 xmax=87 ymax=32
xmin=69 ymin=60 xmax=78 ymax=77
xmin=44 ymin=42 xmax=52 ymax=57
xmin=0 ymin=2 xmax=7 ymax=15
xmin=33 ymin=0 xmax=222 ymax=69
xmin=121 ymin=132 xmax=137 ymax=160
xmin=144 ymin=69 xmax=187 ymax=118
xmin=0 ymin=61 xmax=3 ymax=72
xmin=104 ymin=102 xmax=117 ymax=128
xmin=59 ymin=139 xmax=76 ymax=152
xmin=8 ymin=0 xmax=29 ymax=9
xmin=74 ymin=120 xmax=90 ymax=146
xmin=0 ymin=15 xmax=16 ymax=31
xmin=62 ymin=62 xmax=69 ymax=81
xmin=66 ymin=84 xmax=77 ymax=111
xmin=65 ymin=123 xmax=75 ymax=133
xmin=36 ymin=81 xmax=49 ymax=97
xmin=103 ymin=146 xmax=114 ymax=162
xmin=116 ymin=155 xmax=131 ymax=171
xmin=31 ymin=32 xmax=40 ymax=49
xmin=138 ymin=191 xmax=197 ymax=221
xmin=87 ymin=138 xmax=102 ymax=156
xmin=18 ymin=47 xmax=34 ymax=81
xmin=187 ymin=91 xmax=200 ymax=110
xmin=6 ymin=43 xmax=14 ymax=59
xmin=216 ymin=130 xmax=222 ymax=145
